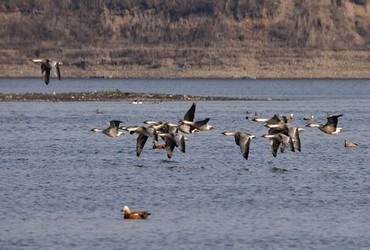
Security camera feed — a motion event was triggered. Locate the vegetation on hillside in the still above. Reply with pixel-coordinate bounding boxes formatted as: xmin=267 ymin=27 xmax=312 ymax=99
xmin=0 ymin=0 xmax=369 ymax=78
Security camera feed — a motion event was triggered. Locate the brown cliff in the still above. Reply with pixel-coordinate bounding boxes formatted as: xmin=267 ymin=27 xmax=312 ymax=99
xmin=0 ymin=0 xmax=369 ymax=79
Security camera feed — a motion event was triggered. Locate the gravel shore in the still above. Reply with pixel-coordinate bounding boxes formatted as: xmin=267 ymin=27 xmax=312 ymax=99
xmin=0 ymin=90 xmax=261 ymax=102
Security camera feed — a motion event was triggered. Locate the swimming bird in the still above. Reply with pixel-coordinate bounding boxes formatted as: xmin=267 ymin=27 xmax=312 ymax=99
xmin=222 ymin=131 xmax=255 ymax=160
xmin=303 ymin=115 xmax=314 ymax=122
xmin=91 ymin=120 xmax=123 ymax=137
xmin=283 ymin=113 xmax=294 ymax=123
xmin=344 ymin=139 xmax=358 ymax=148
xmin=131 ymin=99 xmax=143 ymax=104
xmin=30 ymin=58 xmax=63 ymax=85
xmin=153 ymin=140 xmax=166 ymax=150
xmin=121 ymin=205 xmax=150 ymax=219
xmin=306 ymin=113 xmax=343 ymax=134
xmin=95 ymin=109 xmax=104 ymax=114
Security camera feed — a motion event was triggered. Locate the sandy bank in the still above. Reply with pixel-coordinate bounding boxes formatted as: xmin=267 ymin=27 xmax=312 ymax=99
xmin=0 ymin=90 xmax=266 ymax=102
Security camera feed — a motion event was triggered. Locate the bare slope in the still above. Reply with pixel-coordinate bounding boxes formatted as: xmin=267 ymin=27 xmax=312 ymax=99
xmin=0 ymin=0 xmax=369 ymax=78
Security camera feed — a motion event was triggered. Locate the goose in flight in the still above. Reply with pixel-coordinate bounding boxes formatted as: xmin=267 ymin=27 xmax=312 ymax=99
xmin=222 ymin=131 xmax=255 ymax=160
xmin=261 ymin=129 xmax=293 ymax=157
xmin=121 ymin=205 xmax=151 ymax=219
xmin=260 ymin=114 xmax=302 ymax=156
xmin=91 ymin=120 xmax=123 ymax=137
xmin=180 ymin=117 xmax=214 ymax=132
xmin=122 ymin=125 xmax=158 ymax=157
xmin=30 ymin=58 xmax=63 ymax=85
xmin=156 ymin=132 xmax=185 ymax=159
xmin=306 ymin=113 xmax=343 ymax=134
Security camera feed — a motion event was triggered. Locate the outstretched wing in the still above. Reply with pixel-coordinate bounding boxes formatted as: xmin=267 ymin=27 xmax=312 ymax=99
xmin=183 ymin=103 xmax=196 ymax=121
xmin=239 ymin=135 xmax=251 ymax=160
xmin=136 ymin=134 xmax=148 ymax=157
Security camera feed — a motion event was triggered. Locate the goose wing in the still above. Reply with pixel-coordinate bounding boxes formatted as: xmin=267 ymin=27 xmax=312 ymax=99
xmin=164 ymin=137 xmax=176 ymax=159
xmin=136 ymin=133 xmax=148 ymax=157
xmin=183 ymin=102 xmax=196 ymax=121
xmin=238 ymin=134 xmax=252 ymax=160
xmin=288 ymin=126 xmax=301 ymax=152
xmin=325 ymin=114 xmax=343 ymax=127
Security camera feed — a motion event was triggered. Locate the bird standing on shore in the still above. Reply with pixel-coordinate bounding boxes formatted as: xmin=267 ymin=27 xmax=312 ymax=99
xmin=30 ymin=58 xmax=63 ymax=85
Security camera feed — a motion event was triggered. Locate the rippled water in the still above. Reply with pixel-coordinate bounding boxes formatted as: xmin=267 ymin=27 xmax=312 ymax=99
xmin=1 ymin=79 xmax=370 ymax=249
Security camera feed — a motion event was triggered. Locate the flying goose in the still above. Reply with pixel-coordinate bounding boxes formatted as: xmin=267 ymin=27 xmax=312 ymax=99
xmin=91 ymin=120 xmax=123 ymax=137
xmin=122 ymin=126 xmax=158 ymax=157
xmin=263 ymin=114 xmax=302 ymax=153
xmin=264 ymin=114 xmax=287 ymax=129
xmin=222 ymin=131 xmax=255 ymax=160
xmin=261 ymin=129 xmax=293 ymax=157
xmin=143 ymin=120 xmax=178 ymax=134
xmin=344 ymin=139 xmax=358 ymax=148
xmin=156 ymin=132 xmax=185 ymax=159
xmin=180 ymin=117 xmax=214 ymax=132
xmin=306 ymin=113 xmax=343 ymax=134
xmin=121 ymin=206 xmax=151 ymax=219
xmin=30 ymin=58 xmax=63 ymax=85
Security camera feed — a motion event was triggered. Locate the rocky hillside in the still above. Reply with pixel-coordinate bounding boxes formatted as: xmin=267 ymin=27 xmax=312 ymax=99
xmin=0 ymin=0 xmax=370 ymax=78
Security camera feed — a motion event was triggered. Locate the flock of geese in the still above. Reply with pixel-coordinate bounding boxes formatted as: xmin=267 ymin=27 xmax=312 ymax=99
xmin=30 ymin=58 xmax=358 ymax=219
xmin=91 ymin=102 xmax=358 ymax=166
xmin=91 ymin=102 xmax=214 ymax=159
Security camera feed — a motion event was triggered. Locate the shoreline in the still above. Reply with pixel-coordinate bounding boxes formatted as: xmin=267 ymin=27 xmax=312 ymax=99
xmin=0 ymin=90 xmax=280 ymax=102
xmin=1 ymin=76 xmax=370 ymax=81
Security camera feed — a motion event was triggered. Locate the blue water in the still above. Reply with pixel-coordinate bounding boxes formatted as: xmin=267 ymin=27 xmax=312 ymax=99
xmin=1 ymin=79 xmax=370 ymax=249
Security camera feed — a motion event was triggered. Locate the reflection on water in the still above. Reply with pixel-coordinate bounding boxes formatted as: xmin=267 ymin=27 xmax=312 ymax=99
xmin=1 ymin=79 xmax=370 ymax=249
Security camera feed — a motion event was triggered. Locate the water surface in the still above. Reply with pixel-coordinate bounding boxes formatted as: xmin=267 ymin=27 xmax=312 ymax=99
xmin=1 ymin=79 xmax=370 ymax=249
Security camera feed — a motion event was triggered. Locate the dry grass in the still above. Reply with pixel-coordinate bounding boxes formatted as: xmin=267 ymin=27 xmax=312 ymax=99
xmin=0 ymin=0 xmax=369 ymax=78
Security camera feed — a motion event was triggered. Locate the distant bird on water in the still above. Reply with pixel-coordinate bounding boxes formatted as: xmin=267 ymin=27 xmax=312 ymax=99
xmin=121 ymin=205 xmax=151 ymax=219
xmin=30 ymin=58 xmax=63 ymax=85
xmin=344 ymin=139 xmax=358 ymax=148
